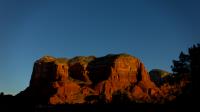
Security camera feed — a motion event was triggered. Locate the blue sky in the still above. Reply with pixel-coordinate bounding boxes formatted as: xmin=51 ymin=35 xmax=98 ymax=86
xmin=0 ymin=0 xmax=199 ymax=95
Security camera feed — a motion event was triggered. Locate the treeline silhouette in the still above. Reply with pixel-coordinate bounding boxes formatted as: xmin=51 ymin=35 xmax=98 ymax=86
xmin=171 ymin=44 xmax=200 ymax=91
xmin=169 ymin=44 xmax=199 ymax=108
xmin=171 ymin=44 xmax=200 ymax=82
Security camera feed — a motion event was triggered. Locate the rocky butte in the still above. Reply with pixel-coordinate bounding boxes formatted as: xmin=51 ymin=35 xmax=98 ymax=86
xmin=18 ymin=53 xmax=163 ymax=104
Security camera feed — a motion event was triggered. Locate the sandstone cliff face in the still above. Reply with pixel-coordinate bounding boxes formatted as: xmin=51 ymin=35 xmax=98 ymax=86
xmin=19 ymin=54 xmax=161 ymax=104
xmin=90 ymin=55 xmax=160 ymax=103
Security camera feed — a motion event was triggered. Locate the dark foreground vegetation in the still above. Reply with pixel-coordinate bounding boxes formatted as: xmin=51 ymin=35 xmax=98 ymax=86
xmin=0 ymin=95 xmax=194 ymax=112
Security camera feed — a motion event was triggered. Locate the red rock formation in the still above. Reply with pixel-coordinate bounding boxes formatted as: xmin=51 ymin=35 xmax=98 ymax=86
xmin=90 ymin=54 xmax=160 ymax=103
xmin=18 ymin=54 xmax=161 ymax=104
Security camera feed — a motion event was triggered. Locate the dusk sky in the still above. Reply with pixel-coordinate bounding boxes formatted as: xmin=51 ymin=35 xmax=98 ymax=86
xmin=0 ymin=0 xmax=199 ymax=95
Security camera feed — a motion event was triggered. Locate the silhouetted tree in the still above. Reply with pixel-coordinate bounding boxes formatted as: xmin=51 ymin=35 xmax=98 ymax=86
xmin=171 ymin=44 xmax=200 ymax=81
xmin=189 ymin=44 xmax=200 ymax=80
xmin=188 ymin=44 xmax=200 ymax=95
xmin=171 ymin=52 xmax=190 ymax=82
xmin=171 ymin=43 xmax=200 ymax=101
xmin=173 ymin=52 xmax=190 ymax=73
